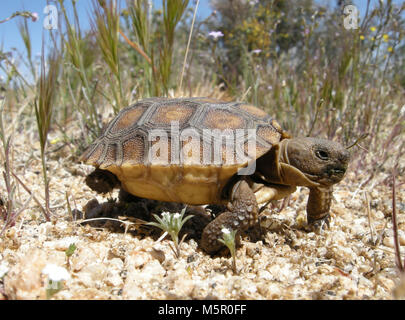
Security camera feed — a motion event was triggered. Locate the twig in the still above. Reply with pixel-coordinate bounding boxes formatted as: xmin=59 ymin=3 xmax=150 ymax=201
xmin=11 ymin=171 xmax=50 ymax=221
xmin=65 ymin=192 xmax=73 ymax=220
xmin=74 ymin=217 xmax=144 ymax=235
xmin=0 ymin=11 xmax=36 ymax=24
xmin=346 ymin=133 xmax=369 ymax=150
xmin=156 ymin=231 xmax=169 ymax=243
xmin=74 ymin=217 xmax=144 ymax=226
xmin=0 ymin=194 xmax=32 ymax=237
xmin=179 ymin=0 xmax=200 ymax=92
xmin=240 ymin=86 xmax=251 ymax=102
xmin=119 ymin=29 xmax=153 ymax=66
xmin=391 ymin=167 xmax=404 ymax=272
xmin=364 ymin=191 xmax=375 ymax=244
xmin=307 ymin=99 xmax=324 ymax=137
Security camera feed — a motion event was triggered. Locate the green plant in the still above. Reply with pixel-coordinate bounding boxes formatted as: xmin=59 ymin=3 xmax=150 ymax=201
xmin=159 ymin=0 xmax=189 ymax=94
xmin=65 ymin=243 xmax=77 ymax=267
xmin=34 ymin=47 xmax=61 ymax=220
xmin=125 ymin=0 xmax=189 ymax=96
xmin=92 ymin=0 xmax=126 ymax=112
xmin=58 ymin=0 xmax=102 ymax=142
xmin=0 ymin=99 xmax=33 ymax=234
xmin=218 ymin=227 xmax=238 ymax=274
xmin=147 ymin=207 xmax=193 ymax=258
xmin=17 ymin=18 xmax=36 ymax=81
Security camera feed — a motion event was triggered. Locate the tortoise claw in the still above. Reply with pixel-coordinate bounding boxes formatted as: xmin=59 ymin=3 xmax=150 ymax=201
xmin=307 ymin=214 xmax=330 ymax=232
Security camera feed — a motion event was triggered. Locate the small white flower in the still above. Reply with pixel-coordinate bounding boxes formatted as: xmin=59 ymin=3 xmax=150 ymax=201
xmin=252 ymin=49 xmax=261 ymax=54
xmin=208 ymin=31 xmax=224 ymax=40
xmin=42 ymin=264 xmax=70 ymax=282
xmin=400 ymin=104 xmax=405 ymax=117
xmin=161 ymin=212 xmax=170 ymax=218
xmin=173 ymin=213 xmax=181 ymax=219
xmin=0 ymin=264 xmax=9 ymax=278
xmin=221 ymin=228 xmax=230 ymax=234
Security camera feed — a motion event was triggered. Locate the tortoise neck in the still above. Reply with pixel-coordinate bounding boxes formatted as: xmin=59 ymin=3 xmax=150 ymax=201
xmin=278 ymin=138 xmax=291 ymax=165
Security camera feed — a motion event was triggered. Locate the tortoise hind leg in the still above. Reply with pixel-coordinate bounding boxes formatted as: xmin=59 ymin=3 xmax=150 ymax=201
xmin=119 ymin=188 xmax=143 ymax=203
xmin=201 ymin=180 xmax=258 ymax=254
xmin=85 ymin=168 xmax=120 ymax=194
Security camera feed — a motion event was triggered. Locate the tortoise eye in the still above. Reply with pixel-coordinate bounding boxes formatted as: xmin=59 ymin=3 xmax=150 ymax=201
xmin=315 ymin=150 xmax=329 ymax=160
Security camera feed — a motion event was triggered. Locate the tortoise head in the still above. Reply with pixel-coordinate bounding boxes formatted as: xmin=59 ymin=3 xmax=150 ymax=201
xmin=279 ymin=137 xmax=350 ymax=187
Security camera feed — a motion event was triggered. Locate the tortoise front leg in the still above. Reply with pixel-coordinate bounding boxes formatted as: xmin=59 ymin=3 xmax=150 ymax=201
xmin=201 ymin=180 xmax=258 ymax=254
xmin=306 ymin=187 xmax=333 ymax=228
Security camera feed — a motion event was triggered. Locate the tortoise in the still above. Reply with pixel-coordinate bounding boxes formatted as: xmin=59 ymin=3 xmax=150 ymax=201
xmin=80 ymin=97 xmax=350 ymax=254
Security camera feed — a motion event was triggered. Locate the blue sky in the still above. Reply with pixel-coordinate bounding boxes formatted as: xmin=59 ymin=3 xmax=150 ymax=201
xmin=0 ymin=0 xmax=211 ymax=60
xmin=0 ymin=0 xmax=402 ymax=80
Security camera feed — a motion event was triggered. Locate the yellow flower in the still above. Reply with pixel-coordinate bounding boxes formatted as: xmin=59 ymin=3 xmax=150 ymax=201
xmin=383 ymin=34 xmax=389 ymax=42
xmin=388 ymin=46 xmax=393 ymax=52
xmin=370 ymin=36 xmax=375 ymax=41
xmin=370 ymin=26 xmax=377 ymax=32
xmin=360 ymin=35 xmax=365 ymax=40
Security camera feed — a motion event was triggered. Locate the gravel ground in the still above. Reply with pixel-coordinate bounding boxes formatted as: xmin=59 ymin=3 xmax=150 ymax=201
xmin=0 ymin=126 xmax=404 ymax=300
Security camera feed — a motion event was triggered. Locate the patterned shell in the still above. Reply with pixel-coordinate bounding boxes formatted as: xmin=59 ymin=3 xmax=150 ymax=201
xmin=80 ymin=97 xmax=290 ymax=204
xmin=80 ymin=97 xmax=288 ymax=168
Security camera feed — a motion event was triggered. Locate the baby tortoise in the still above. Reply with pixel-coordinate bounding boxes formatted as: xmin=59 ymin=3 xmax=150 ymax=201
xmin=80 ymin=97 xmax=350 ymax=253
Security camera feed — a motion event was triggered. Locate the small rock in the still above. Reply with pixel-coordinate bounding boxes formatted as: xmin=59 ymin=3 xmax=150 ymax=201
xmin=149 ymin=248 xmax=165 ymax=264
xmin=76 ymin=263 xmax=107 ymax=287
xmin=383 ymin=234 xmax=405 ymax=248
xmin=4 ymin=249 xmax=47 ymax=300
xmin=372 ymin=210 xmax=385 ymax=220
xmin=123 ymin=259 xmax=165 ymax=299
xmin=393 ymin=274 xmax=405 ymax=299
xmin=258 ymin=270 xmax=272 ymax=281
xmin=377 ymin=276 xmax=396 ymax=293
xmin=127 ymin=250 xmax=152 ymax=269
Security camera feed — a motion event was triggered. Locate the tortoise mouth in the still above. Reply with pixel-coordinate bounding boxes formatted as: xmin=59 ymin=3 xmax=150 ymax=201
xmin=303 ymin=171 xmax=345 ymax=187
xmin=326 ymin=163 xmax=347 ymax=180
xmin=313 ymin=165 xmax=347 ymax=186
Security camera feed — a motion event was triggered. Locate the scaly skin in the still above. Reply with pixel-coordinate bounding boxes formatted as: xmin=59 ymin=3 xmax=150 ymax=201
xmin=200 ymin=180 xmax=258 ymax=254
xmin=307 ymin=187 xmax=333 ymax=227
xmin=85 ymin=168 xmax=120 ymax=194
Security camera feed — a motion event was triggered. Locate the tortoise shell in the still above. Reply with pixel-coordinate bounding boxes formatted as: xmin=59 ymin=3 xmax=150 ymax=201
xmin=80 ymin=97 xmax=290 ymax=204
